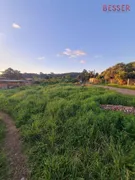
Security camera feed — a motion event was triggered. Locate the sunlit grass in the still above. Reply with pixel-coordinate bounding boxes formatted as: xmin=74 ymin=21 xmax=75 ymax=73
xmin=0 ymin=84 xmax=135 ymax=179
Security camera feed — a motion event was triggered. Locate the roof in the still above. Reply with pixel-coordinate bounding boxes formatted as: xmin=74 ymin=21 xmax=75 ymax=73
xmin=25 ymin=78 xmax=33 ymax=81
xmin=0 ymin=80 xmax=26 ymax=82
xmin=0 ymin=77 xmax=6 ymax=79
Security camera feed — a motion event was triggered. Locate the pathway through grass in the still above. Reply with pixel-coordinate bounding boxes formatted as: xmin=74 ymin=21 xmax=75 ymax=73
xmin=0 ymin=112 xmax=29 ymax=180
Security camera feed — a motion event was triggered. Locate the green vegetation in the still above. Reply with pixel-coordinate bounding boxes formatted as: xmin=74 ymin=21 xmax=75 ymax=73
xmin=0 ymin=119 xmax=8 ymax=180
xmin=0 ymin=84 xmax=135 ymax=179
xmin=0 ymin=67 xmax=81 ymax=82
xmin=99 ymin=62 xmax=135 ymax=85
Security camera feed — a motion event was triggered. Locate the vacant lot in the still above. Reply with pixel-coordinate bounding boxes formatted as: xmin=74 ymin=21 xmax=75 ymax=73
xmin=0 ymin=84 xmax=135 ymax=180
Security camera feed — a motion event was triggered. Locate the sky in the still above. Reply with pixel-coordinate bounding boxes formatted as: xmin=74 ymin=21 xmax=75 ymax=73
xmin=0 ymin=0 xmax=135 ymax=73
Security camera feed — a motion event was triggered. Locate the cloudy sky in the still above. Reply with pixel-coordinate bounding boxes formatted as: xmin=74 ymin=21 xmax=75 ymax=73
xmin=0 ymin=0 xmax=135 ymax=73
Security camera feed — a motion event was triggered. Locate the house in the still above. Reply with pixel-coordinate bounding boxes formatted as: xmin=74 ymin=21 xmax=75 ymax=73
xmin=25 ymin=78 xmax=34 ymax=85
xmin=0 ymin=79 xmax=33 ymax=89
xmin=25 ymin=78 xmax=33 ymax=81
xmin=0 ymin=77 xmax=6 ymax=80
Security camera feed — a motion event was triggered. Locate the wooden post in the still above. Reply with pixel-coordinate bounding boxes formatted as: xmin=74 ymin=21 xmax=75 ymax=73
xmin=127 ymin=78 xmax=129 ymax=86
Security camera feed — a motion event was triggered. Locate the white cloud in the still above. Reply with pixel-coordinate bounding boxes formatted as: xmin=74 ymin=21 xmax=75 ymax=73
xmin=58 ymin=48 xmax=87 ymax=58
xmin=80 ymin=60 xmax=86 ymax=64
xmin=12 ymin=23 xmax=21 ymax=29
xmin=37 ymin=57 xmax=45 ymax=60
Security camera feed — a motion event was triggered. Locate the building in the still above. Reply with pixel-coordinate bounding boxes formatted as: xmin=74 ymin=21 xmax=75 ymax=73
xmin=0 ymin=79 xmax=33 ymax=89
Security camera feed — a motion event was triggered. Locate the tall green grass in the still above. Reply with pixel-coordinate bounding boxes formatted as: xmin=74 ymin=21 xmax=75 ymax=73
xmin=0 ymin=84 xmax=135 ymax=179
xmin=0 ymin=119 xmax=9 ymax=180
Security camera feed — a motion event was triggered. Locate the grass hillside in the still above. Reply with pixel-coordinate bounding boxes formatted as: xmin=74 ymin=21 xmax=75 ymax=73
xmin=0 ymin=84 xmax=135 ymax=179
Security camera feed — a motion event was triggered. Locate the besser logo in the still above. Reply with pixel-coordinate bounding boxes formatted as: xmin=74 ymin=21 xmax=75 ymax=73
xmin=103 ymin=4 xmax=130 ymax=12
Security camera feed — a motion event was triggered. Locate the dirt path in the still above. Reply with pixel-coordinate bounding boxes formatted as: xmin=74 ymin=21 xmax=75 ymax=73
xmin=94 ymin=85 xmax=135 ymax=96
xmin=0 ymin=112 xmax=29 ymax=180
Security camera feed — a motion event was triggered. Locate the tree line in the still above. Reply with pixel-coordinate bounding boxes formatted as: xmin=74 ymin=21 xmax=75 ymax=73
xmin=99 ymin=62 xmax=135 ymax=84
xmin=0 ymin=62 xmax=134 ymax=85
xmin=0 ymin=68 xmax=98 ymax=83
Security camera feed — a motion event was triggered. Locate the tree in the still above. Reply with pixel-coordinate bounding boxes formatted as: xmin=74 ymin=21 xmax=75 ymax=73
xmin=89 ymin=71 xmax=95 ymax=78
xmin=79 ymin=69 xmax=89 ymax=83
xmin=39 ymin=72 xmax=45 ymax=79
xmin=95 ymin=73 xmax=99 ymax=77
xmin=99 ymin=62 xmax=135 ymax=85
xmin=1 ymin=68 xmax=23 ymax=80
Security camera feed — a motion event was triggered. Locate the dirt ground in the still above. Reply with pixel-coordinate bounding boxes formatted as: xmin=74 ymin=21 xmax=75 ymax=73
xmin=101 ymin=104 xmax=135 ymax=115
xmin=94 ymin=85 xmax=135 ymax=96
xmin=0 ymin=112 xmax=29 ymax=180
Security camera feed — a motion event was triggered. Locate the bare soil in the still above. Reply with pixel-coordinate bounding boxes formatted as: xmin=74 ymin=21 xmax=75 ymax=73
xmin=94 ymin=85 xmax=135 ymax=96
xmin=101 ymin=104 xmax=135 ymax=115
xmin=0 ymin=112 xmax=29 ymax=180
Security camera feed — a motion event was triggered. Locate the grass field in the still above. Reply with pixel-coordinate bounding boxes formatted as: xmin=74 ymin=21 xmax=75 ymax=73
xmin=0 ymin=119 xmax=9 ymax=180
xmin=0 ymin=84 xmax=135 ymax=179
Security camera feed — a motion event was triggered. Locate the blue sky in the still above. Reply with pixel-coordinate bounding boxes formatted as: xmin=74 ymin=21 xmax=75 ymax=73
xmin=0 ymin=0 xmax=135 ymax=73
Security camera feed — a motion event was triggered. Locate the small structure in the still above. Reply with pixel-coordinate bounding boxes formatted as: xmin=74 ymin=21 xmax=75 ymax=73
xmin=0 ymin=79 xmax=33 ymax=89
xmin=25 ymin=78 xmax=33 ymax=81
xmin=25 ymin=78 xmax=34 ymax=85
xmin=89 ymin=78 xmax=100 ymax=84
xmin=0 ymin=77 xmax=6 ymax=80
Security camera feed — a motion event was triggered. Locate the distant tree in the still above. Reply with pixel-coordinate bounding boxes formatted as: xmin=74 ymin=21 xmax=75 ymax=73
xmin=95 ymin=73 xmax=99 ymax=77
xmin=127 ymin=72 xmax=135 ymax=79
xmin=1 ymin=68 xmax=22 ymax=80
xmin=65 ymin=75 xmax=72 ymax=81
xmin=99 ymin=62 xmax=135 ymax=85
xmin=79 ymin=69 xmax=89 ymax=83
xmin=39 ymin=72 xmax=45 ymax=79
xmin=89 ymin=71 xmax=95 ymax=78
